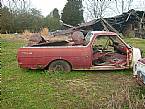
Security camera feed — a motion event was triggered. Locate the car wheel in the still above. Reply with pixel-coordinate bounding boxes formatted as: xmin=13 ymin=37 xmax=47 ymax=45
xmin=48 ymin=60 xmax=71 ymax=72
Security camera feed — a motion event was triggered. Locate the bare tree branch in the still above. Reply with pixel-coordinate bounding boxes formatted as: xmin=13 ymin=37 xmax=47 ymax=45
xmin=83 ymin=0 xmax=139 ymax=21
xmin=1 ymin=0 xmax=30 ymax=11
xmin=84 ymin=0 xmax=112 ymax=19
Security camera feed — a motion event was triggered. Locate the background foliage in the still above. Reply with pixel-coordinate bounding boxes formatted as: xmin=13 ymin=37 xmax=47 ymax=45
xmin=61 ymin=0 xmax=84 ymax=26
xmin=0 ymin=6 xmax=61 ymax=33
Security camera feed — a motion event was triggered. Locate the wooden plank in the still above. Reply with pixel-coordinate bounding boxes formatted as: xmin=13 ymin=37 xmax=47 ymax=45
xmin=101 ymin=17 xmax=124 ymax=37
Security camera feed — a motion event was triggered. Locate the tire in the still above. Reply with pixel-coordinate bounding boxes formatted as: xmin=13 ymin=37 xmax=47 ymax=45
xmin=48 ymin=60 xmax=71 ymax=72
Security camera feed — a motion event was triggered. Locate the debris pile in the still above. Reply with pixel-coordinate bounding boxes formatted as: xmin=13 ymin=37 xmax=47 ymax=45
xmin=27 ymin=33 xmax=47 ymax=46
xmin=55 ymin=9 xmax=145 ymax=38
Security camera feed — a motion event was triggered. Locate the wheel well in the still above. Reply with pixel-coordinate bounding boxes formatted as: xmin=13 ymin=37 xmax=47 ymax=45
xmin=45 ymin=59 xmax=72 ymax=70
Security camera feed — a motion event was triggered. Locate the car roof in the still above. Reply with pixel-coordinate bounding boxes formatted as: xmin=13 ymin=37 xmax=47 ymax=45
xmin=91 ymin=31 xmax=117 ymax=36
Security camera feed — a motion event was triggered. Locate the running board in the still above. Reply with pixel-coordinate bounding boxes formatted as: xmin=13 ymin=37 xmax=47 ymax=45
xmin=74 ymin=66 xmax=128 ymax=70
xmin=90 ymin=66 xmax=127 ymax=70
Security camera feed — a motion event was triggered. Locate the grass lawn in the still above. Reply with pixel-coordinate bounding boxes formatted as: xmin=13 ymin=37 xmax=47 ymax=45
xmin=1 ymin=35 xmax=145 ymax=109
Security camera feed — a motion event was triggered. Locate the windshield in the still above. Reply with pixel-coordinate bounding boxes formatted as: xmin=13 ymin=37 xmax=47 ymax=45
xmin=85 ymin=32 xmax=93 ymax=45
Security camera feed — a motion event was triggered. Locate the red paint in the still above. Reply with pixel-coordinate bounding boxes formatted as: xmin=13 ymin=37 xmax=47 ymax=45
xmin=17 ymin=31 xmax=132 ymax=70
xmin=17 ymin=46 xmax=93 ymax=69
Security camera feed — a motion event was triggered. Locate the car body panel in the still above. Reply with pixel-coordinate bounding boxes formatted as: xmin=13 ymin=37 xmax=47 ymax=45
xmin=17 ymin=46 xmax=93 ymax=69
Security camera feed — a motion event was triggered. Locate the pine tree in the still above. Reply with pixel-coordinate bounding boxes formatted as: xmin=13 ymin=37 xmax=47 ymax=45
xmin=52 ymin=8 xmax=60 ymax=19
xmin=61 ymin=0 xmax=84 ymax=26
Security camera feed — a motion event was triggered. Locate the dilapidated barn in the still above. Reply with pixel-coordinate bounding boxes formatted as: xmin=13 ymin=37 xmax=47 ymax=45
xmin=55 ymin=9 xmax=145 ymax=38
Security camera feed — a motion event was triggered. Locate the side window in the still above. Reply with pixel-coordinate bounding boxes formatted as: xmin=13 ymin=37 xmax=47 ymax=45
xmin=85 ymin=32 xmax=93 ymax=45
xmin=96 ymin=36 xmax=110 ymax=47
xmin=92 ymin=35 xmax=114 ymax=51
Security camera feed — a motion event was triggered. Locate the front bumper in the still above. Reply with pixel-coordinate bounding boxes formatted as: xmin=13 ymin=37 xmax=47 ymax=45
xmin=135 ymin=61 xmax=145 ymax=86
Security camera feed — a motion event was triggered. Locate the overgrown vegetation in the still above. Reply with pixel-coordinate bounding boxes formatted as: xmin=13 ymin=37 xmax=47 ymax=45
xmin=1 ymin=35 xmax=145 ymax=109
xmin=125 ymin=38 xmax=145 ymax=57
xmin=0 ymin=6 xmax=61 ymax=33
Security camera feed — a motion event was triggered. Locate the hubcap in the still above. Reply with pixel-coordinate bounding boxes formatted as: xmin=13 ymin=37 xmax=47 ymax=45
xmin=54 ymin=65 xmax=64 ymax=71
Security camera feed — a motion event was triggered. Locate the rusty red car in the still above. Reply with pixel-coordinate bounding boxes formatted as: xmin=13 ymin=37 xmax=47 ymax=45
xmin=17 ymin=31 xmax=142 ymax=72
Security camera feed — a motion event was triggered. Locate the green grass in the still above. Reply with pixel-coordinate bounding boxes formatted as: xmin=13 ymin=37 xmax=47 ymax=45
xmin=1 ymin=35 xmax=145 ymax=109
xmin=124 ymin=38 xmax=145 ymax=57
